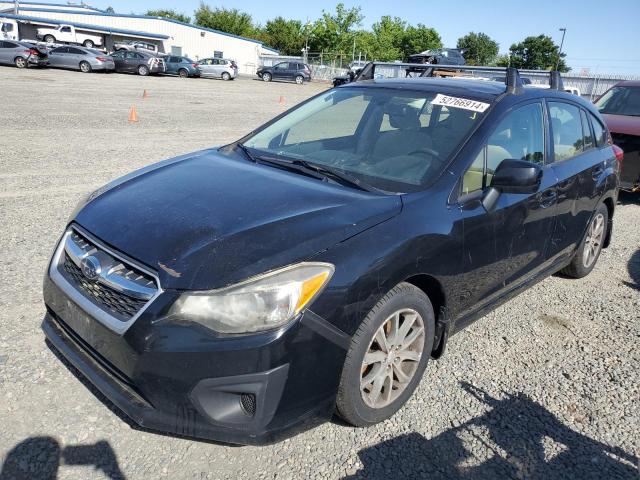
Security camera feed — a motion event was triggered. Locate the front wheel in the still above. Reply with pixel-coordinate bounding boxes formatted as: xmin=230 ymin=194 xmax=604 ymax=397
xmin=262 ymin=72 xmax=272 ymax=82
xmin=561 ymin=203 xmax=608 ymax=278
xmin=336 ymin=282 xmax=435 ymax=427
xmin=14 ymin=56 xmax=27 ymax=69
xmin=43 ymin=35 xmax=55 ymax=44
xmin=221 ymin=71 xmax=231 ymax=81
xmin=138 ymin=65 xmax=150 ymax=76
xmin=83 ymin=40 xmax=95 ymax=48
xmin=79 ymin=61 xmax=92 ymax=73
xmin=295 ymin=74 xmax=304 ymax=85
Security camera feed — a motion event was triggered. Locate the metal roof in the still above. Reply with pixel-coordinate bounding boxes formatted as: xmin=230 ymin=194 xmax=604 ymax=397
xmin=0 ymin=12 xmax=170 ymax=39
xmin=1 ymin=1 xmax=103 ymax=12
xmin=12 ymin=6 xmax=280 ymax=52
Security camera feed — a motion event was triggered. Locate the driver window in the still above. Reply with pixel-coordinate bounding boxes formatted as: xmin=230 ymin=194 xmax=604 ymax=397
xmin=462 ymin=102 xmax=544 ymax=195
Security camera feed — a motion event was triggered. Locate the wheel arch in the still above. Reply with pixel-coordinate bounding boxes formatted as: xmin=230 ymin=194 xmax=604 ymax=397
xmin=602 ymin=195 xmax=615 ymax=248
xmin=403 ymin=273 xmax=449 ymax=358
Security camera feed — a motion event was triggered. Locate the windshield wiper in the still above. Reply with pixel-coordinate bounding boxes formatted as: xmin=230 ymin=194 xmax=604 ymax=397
xmin=235 ymin=142 xmax=257 ymax=162
xmin=289 ymin=159 xmax=382 ymax=193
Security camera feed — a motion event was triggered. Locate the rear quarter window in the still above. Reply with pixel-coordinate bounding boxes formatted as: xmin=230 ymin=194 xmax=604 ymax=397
xmin=590 ymin=113 xmax=608 ymax=146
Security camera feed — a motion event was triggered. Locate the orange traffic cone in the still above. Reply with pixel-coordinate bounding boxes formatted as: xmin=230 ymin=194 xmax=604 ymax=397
xmin=142 ymin=89 xmax=149 ymax=99
xmin=128 ymin=105 xmax=139 ymax=123
xmin=278 ymin=95 xmax=285 ymax=106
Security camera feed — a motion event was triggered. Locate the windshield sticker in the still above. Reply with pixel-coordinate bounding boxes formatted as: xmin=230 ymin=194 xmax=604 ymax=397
xmin=432 ymin=94 xmax=490 ymax=113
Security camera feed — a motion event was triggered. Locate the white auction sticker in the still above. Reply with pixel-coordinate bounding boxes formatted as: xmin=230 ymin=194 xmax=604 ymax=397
xmin=432 ymin=94 xmax=490 ymax=113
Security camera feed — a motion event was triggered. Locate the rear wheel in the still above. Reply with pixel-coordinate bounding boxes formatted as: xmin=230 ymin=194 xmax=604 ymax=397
xmin=295 ymin=74 xmax=304 ymax=85
xmin=178 ymin=68 xmax=189 ymax=78
xmin=138 ymin=65 xmax=150 ymax=76
xmin=336 ymin=282 xmax=435 ymax=426
xmin=561 ymin=203 xmax=608 ymax=278
xmin=221 ymin=71 xmax=231 ymax=81
xmin=79 ymin=61 xmax=92 ymax=73
xmin=14 ymin=56 xmax=27 ymax=69
xmin=83 ymin=39 xmax=95 ymax=48
xmin=262 ymin=72 xmax=272 ymax=82
xmin=43 ymin=35 xmax=55 ymax=44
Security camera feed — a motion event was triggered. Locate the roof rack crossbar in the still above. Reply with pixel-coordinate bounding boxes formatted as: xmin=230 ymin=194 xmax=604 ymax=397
xmin=352 ymin=62 xmax=563 ymax=93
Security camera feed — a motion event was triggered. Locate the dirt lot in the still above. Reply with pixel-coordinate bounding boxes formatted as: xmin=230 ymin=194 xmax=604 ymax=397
xmin=0 ymin=67 xmax=638 ymax=480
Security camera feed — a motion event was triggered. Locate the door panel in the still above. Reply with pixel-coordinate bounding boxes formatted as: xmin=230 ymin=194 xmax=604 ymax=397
xmin=456 ymin=101 xmax=558 ymax=320
xmin=547 ymin=102 xmax=605 ymax=262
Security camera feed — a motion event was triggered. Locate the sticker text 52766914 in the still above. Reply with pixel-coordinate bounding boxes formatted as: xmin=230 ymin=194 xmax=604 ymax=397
xmin=432 ymin=94 xmax=490 ymax=113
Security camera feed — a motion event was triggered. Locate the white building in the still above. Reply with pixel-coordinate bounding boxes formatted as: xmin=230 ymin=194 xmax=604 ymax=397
xmin=0 ymin=1 xmax=278 ymax=73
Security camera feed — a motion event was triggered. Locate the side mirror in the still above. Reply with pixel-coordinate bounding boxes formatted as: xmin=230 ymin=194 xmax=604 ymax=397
xmin=490 ymin=159 xmax=543 ymax=194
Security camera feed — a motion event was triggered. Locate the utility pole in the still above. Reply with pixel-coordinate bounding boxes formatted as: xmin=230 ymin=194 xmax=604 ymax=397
xmin=556 ymin=28 xmax=567 ymax=70
xmin=14 ymin=0 xmax=19 ymax=14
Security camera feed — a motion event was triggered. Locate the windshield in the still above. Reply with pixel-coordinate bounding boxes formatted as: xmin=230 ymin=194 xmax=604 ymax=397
xmin=242 ymin=88 xmax=488 ymax=192
xmin=596 ymin=86 xmax=640 ymax=116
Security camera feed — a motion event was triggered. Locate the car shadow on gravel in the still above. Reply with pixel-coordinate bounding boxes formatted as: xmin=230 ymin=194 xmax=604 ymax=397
xmin=345 ymin=382 xmax=638 ymax=480
xmin=0 ymin=437 xmax=125 ymax=480
xmin=626 ymin=248 xmax=640 ymax=291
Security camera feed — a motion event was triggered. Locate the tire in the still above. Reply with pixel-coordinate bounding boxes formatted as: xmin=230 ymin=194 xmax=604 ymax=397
xmin=336 ymin=282 xmax=435 ymax=427
xmin=221 ymin=71 xmax=231 ymax=81
xmin=178 ymin=68 xmax=189 ymax=78
xmin=79 ymin=61 xmax=92 ymax=73
xmin=14 ymin=56 xmax=27 ymax=69
xmin=83 ymin=40 xmax=94 ymax=48
xmin=138 ymin=65 xmax=150 ymax=76
xmin=561 ymin=202 xmax=608 ymax=279
xmin=295 ymin=74 xmax=304 ymax=85
xmin=44 ymin=35 xmax=55 ymax=44
xmin=262 ymin=72 xmax=272 ymax=82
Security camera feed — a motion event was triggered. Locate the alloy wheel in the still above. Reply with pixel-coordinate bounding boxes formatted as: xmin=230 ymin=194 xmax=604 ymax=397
xmin=15 ymin=57 xmax=26 ymax=68
xmin=360 ymin=309 xmax=425 ymax=409
xmin=295 ymin=75 xmax=304 ymax=85
xmin=583 ymin=213 xmax=605 ymax=268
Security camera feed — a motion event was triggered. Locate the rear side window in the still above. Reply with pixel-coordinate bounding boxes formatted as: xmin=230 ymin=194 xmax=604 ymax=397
xmin=68 ymin=47 xmax=83 ymax=55
xmin=590 ymin=113 xmax=607 ymax=146
xmin=549 ymin=102 xmax=583 ymax=161
xmin=580 ymin=110 xmax=594 ymax=150
xmin=3 ymin=41 xmax=18 ymax=48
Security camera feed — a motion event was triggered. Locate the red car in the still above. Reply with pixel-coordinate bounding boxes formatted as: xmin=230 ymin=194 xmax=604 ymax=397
xmin=595 ymin=81 xmax=640 ymax=191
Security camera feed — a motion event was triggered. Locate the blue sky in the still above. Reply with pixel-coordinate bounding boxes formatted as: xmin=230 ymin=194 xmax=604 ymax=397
xmin=94 ymin=0 xmax=640 ymax=75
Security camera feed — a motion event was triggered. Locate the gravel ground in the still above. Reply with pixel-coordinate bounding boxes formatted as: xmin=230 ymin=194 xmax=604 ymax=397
xmin=0 ymin=67 xmax=638 ymax=480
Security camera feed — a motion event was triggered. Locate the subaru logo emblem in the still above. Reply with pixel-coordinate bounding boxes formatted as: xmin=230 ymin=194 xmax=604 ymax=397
xmin=80 ymin=256 xmax=101 ymax=281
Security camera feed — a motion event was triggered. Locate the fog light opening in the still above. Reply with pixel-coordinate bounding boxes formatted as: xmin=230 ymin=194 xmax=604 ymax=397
xmin=240 ymin=393 xmax=256 ymax=417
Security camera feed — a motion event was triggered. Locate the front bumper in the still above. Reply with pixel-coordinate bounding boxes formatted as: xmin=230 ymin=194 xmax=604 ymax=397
xmin=42 ymin=268 xmax=349 ymax=445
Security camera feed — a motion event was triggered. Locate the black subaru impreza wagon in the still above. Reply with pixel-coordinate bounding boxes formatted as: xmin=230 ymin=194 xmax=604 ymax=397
xmin=43 ymin=68 xmax=620 ymax=445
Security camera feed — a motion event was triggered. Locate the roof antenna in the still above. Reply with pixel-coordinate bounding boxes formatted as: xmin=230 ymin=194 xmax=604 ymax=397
xmin=549 ymin=71 xmax=564 ymax=91
xmin=505 ymin=67 xmax=523 ymax=93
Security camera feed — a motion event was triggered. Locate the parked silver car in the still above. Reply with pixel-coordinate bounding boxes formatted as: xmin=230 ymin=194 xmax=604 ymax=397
xmin=113 ymin=40 xmax=159 ymax=54
xmin=47 ymin=45 xmax=114 ymax=72
xmin=0 ymin=40 xmax=48 ymax=68
xmin=197 ymin=57 xmax=238 ymax=80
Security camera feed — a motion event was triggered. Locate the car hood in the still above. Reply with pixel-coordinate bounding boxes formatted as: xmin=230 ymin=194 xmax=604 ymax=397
xmin=602 ymin=114 xmax=640 ymax=136
xmin=75 ymin=149 xmax=402 ymax=290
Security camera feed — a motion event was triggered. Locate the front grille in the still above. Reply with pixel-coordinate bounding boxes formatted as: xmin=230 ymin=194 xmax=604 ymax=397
xmin=55 ymin=228 xmax=160 ymax=325
xmin=63 ymin=254 xmax=147 ymax=320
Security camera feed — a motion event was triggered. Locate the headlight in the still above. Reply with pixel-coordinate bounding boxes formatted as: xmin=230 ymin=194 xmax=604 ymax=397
xmin=168 ymin=262 xmax=334 ymax=334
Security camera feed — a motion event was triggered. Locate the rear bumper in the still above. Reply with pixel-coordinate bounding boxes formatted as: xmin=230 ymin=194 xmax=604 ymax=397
xmin=42 ymin=269 xmax=348 ymax=445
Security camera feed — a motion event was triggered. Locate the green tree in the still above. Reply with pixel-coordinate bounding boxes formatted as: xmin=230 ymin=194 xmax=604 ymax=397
xmin=499 ymin=34 xmax=569 ymax=72
xmin=263 ymin=17 xmax=304 ymax=56
xmin=146 ymin=9 xmax=191 ymax=23
xmin=105 ymin=6 xmax=115 ymax=13
xmin=309 ymin=3 xmax=363 ymax=53
xmin=456 ymin=32 xmax=499 ymax=65
xmin=368 ymin=16 xmax=405 ymax=61
xmin=401 ymin=24 xmax=442 ymax=60
xmin=194 ymin=4 xmax=257 ymax=38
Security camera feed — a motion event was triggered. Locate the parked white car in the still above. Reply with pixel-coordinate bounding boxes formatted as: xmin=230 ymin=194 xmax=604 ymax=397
xmin=37 ymin=25 xmax=102 ymax=48
xmin=113 ymin=40 xmax=159 ymax=54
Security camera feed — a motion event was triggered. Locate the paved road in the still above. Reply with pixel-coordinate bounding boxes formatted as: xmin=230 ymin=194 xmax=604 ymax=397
xmin=0 ymin=68 xmax=638 ymax=480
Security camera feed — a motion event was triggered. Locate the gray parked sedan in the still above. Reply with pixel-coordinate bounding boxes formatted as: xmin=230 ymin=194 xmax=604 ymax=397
xmin=47 ymin=45 xmax=114 ymax=72
xmin=197 ymin=57 xmax=238 ymax=80
xmin=0 ymin=40 xmax=48 ymax=68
